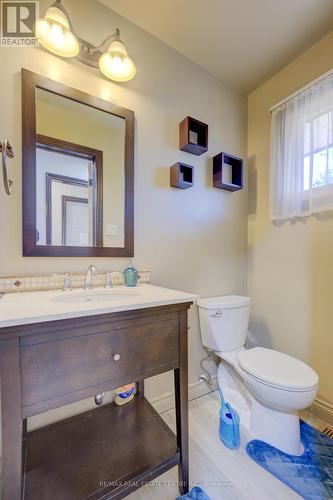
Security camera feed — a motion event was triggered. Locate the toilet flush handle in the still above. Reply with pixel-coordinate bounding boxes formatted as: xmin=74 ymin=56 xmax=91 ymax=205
xmin=211 ymin=310 xmax=222 ymax=318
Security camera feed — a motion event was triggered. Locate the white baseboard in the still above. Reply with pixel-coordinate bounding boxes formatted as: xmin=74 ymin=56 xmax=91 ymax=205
xmin=149 ymin=377 xmax=217 ymax=414
xmin=310 ymin=397 xmax=333 ymax=426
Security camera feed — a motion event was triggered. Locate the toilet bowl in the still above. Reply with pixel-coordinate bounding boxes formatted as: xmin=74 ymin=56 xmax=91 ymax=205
xmin=197 ymin=295 xmax=319 ymax=456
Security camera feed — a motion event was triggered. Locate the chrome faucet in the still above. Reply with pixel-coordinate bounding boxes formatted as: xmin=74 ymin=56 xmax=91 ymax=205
xmin=53 ymin=273 xmax=72 ymax=292
xmin=63 ymin=273 xmax=72 ymax=292
xmin=104 ymin=271 xmax=121 ymax=289
xmin=104 ymin=272 xmax=112 ymax=289
xmin=84 ymin=265 xmax=97 ymax=290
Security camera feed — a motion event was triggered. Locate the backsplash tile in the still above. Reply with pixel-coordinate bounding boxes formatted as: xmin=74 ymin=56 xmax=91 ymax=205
xmin=0 ymin=270 xmax=150 ymax=293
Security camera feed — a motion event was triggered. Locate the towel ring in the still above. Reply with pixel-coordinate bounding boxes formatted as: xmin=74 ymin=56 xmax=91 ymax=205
xmin=1 ymin=139 xmax=14 ymax=195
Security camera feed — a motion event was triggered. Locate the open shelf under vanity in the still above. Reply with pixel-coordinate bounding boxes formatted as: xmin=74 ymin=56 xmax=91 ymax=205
xmin=23 ymin=396 xmax=179 ymax=499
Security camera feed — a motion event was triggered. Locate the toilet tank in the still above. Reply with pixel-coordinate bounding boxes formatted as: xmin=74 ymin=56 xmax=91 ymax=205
xmin=197 ymin=295 xmax=251 ymax=352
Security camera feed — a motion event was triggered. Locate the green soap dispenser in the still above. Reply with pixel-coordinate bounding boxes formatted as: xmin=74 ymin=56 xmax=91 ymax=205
xmin=123 ymin=260 xmax=139 ymax=287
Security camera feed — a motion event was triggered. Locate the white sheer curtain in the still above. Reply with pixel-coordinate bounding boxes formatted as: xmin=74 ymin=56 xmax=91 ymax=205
xmin=270 ymin=71 xmax=333 ymax=221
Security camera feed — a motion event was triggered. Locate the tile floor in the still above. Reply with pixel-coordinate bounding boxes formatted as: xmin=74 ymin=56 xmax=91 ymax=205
xmin=128 ymin=391 xmax=329 ymax=500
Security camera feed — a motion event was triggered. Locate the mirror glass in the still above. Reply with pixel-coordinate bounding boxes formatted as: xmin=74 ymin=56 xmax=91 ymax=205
xmin=35 ymin=88 xmax=125 ymax=248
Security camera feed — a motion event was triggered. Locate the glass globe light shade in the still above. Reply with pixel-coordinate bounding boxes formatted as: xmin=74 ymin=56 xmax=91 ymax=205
xmin=99 ymin=39 xmax=136 ymax=82
xmin=35 ymin=6 xmax=80 ymax=58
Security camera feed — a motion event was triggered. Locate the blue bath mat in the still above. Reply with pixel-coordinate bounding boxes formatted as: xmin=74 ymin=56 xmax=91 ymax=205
xmin=176 ymin=486 xmax=211 ymax=499
xmin=246 ymin=421 xmax=333 ymax=499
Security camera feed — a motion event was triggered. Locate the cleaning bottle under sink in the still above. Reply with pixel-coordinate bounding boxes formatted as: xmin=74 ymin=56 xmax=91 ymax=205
xmin=114 ymin=383 xmax=135 ymax=406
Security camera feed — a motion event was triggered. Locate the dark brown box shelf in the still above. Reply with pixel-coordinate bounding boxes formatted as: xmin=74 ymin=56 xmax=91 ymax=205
xmin=170 ymin=162 xmax=194 ymax=189
xmin=213 ymin=152 xmax=243 ymax=191
xmin=23 ymin=397 xmax=179 ymax=500
xmin=179 ymin=116 xmax=208 ymax=155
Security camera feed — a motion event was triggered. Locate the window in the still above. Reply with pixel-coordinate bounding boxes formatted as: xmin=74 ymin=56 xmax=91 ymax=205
xmin=270 ymin=71 xmax=333 ymax=221
xmin=303 ymin=111 xmax=333 ymax=191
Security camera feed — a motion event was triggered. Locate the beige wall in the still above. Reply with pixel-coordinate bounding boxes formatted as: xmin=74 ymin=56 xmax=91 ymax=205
xmin=248 ymin=32 xmax=333 ymax=407
xmin=0 ymin=0 xmax=247 ymax=427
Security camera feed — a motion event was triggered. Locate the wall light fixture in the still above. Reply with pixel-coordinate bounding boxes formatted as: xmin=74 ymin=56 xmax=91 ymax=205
xmin=36 ymin=0 xmax=136 ymax=82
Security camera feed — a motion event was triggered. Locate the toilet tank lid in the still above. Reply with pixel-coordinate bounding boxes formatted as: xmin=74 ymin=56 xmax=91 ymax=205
xmin=197 ymin=295 xmax=251 ymax=310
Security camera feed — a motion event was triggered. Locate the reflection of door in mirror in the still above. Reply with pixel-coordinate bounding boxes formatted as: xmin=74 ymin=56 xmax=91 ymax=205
xmin=36 ymin=135 xmax=103 ymax=247
xmin=35 ymin=87 xmax=126 ymax=249
xmin=62 ymin=196 xmax=88 ymax=246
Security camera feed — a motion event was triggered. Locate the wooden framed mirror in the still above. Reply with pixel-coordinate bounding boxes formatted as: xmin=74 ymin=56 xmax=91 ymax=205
xmin=22 ymin=69 xmax=134 ymax=257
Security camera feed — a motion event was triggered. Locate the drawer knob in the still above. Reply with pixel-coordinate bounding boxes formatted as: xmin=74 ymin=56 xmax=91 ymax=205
xmin=113 ymin=353 xmax=121 ymax=362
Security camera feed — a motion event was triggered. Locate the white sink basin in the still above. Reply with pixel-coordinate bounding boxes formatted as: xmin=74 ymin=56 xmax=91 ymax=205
xmin=0 ymin=284 xmax=199 ymax=328
xmin=52 ymin=289 xmax=139 ymax=304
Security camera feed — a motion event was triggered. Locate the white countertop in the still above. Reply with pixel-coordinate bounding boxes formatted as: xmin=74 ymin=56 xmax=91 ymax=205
xmin=0 ymin=284 xmax=199 ymax=328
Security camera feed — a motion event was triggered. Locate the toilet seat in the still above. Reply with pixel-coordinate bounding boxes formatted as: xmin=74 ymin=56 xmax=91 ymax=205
xmin=237 ymin=347 xmax=319 ymax=392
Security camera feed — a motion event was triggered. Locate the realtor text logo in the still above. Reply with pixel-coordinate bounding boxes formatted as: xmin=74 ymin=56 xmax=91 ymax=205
xmin=1 ymin=1 xmax=38 ymax=46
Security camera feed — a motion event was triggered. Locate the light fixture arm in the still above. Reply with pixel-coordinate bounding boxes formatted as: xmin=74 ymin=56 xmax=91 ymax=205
xmin=75 ymin=27 xmax=128 ymax=68
xmin=49 ymin=0 xmax=77 ymax=34
xmin=88 ymin=29 xmax=122 ymax=54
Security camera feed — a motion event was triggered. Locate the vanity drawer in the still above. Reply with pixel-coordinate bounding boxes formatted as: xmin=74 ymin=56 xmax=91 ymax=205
xmin=21 ymin=316 xmax=179 ymax=409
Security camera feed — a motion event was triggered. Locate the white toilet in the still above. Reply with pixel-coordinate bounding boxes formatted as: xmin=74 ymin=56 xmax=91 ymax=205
xmin=197 ymin=295 xmax=319 ymax=455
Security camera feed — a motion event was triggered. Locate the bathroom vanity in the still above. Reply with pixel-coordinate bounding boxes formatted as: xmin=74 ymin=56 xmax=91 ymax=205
xmin=0 ymin=284 xmax=197 ymax=499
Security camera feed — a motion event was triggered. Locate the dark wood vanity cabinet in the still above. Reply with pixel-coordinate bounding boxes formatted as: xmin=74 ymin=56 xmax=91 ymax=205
xmin=0 ymin=302 xmax=192 ymax=500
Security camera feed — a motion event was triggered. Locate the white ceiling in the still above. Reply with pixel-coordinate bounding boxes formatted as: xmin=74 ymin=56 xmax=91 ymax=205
xmin=99 ymin=0 xmax=333 ymax=93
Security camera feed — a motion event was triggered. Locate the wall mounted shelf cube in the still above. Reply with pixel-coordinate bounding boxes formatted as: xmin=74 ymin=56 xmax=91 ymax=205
xmin=213 ymin=152 xmax=243 ymax=191
xmin=170 ymin=162 xmax=194 ymax=189
xmin=179 ymin=116 xmax=208 ymax=156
